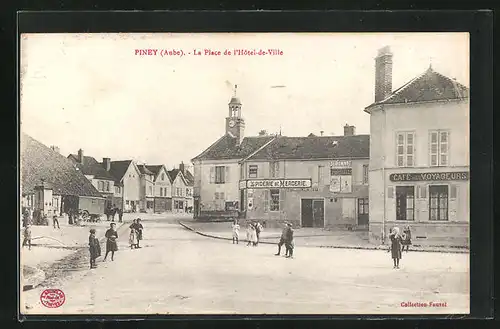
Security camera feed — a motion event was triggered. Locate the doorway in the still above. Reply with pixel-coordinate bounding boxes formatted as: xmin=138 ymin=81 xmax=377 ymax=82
xmin=357 ymin=198 xmax=369 ymax=225
xmin=301 ymin=198 xmax=325 ymax=228
xmin=396 ymin=186 xmax=415 ymax=221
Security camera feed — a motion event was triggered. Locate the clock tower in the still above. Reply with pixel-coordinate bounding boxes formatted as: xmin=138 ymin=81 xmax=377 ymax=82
xmin=226 ymin=85 xmax=245 ymax=144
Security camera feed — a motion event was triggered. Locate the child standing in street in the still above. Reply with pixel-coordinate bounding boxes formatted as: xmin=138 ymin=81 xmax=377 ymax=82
xmin=88 ymin=229 xmax=101 ymax=269
xmin=22 ymin=224 xmax=32 ymax=250
xmin=231 ymin=219 xmax=240 ymax=244
xmin=285 ymin=223 xmax=295 ymax=258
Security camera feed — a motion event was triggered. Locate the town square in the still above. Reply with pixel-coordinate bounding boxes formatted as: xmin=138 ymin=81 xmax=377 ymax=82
xmin=20 ymin=33 xmax=470 ymax=315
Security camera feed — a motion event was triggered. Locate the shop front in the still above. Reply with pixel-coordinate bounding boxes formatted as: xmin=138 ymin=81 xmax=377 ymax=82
xmin=372 ymin=170 xmax=469 ymax=247
xmin=240 ymin=176 xmax=368 ymax=229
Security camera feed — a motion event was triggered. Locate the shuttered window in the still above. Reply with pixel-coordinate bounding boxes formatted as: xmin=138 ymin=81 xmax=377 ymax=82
xmin=215 ymin=166 xmax=226 ymax=184
xmin=264 ymin=190 xmax=269 ymax=212
xmin=249 ymin=165 xmax=258 ymax=178
xmin=270 ymin=189 xmax=280 ymax=211
xmin=362 ymin=164 xmax=369 ymax=184
xmin=270 ymin=161 xmax=280 ymax=178
xmin=396 ymin=132 xmax=415 ymax=167
xmin=430 ymin=130 xmax=450 ymax=166
xmin=450 ymin=185 xmax=457 ymax=199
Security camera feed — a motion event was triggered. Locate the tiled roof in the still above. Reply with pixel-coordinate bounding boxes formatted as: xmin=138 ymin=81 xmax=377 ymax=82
xmin=168 ymin=169 xmax=180 ymax=181
xmin=183 ymin=170 xmax=194 ymax=186
xmin=21 ymin=133 xmax=103 ymax=197
xmin=138 ymin=164 xmax=154 ymax=175
xmin=365 ymin=66 xmax=469 ymax=110
xmin=192 ymin=134 xmax=276 ymax=161
xmin=108 ymin=160 xmax=133 ymax=184
xmin=68 ymin=154 xmax=115 ymax=181
xmin=245 ymin=135 xmax=370 ymax=161
xmin=145 ymin=165 xmax=172 ymax=182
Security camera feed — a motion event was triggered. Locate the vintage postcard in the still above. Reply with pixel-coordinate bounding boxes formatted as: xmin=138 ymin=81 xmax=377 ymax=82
xmin=19 ymin=32 xmax=470 ymax=315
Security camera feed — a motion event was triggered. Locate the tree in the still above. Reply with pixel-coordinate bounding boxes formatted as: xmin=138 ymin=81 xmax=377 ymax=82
xmin=258 ymin=130 xmax=268 ymax=136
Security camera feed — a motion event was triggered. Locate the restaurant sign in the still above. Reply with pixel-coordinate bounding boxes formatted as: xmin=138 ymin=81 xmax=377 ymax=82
xmin=389 ymin=172 xmax=469 ymax=182
xmin=245 ymin=179 xmax=312 ymax=189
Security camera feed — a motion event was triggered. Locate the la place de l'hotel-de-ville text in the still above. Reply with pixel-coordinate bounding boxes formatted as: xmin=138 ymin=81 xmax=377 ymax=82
xmin=191 ymin=45 xmax=469 ymax=248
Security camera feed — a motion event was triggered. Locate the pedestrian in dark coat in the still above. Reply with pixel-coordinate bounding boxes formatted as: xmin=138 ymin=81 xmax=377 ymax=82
xmin=285 ymin=223 xmax=295 ymax=258
xmin=111 ymin=205 xmax=117 ymax=222
xmin=88 ymin=229 xmax=101 ymax=269
xmin=103 ymin=223 xmax=118 ymax=261
xmin=254 ymin=221 xmax=263 ymax=246
xmin=389 ymin=226 xmax=403 ymax=269
xmin=275 ymin=222 xmax=288 ymax=256
xmin=401 ymin=226 xmax=412 ymax=252
xmin=118 ymin=208 xmax=123 ymax=223
xmin=136 ymin=218 xmax=144 ymax=248
xmin=22 ymin=224 xmax=32 ymax=250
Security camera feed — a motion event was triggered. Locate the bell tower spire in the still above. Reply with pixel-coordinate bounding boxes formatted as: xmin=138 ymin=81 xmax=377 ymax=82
xmin=226 ymin=85 xmax=245 ymax=144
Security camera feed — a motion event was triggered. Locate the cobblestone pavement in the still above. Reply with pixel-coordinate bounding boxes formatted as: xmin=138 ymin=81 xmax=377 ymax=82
xmin=20 ymin=217 xmax=469 ymax=316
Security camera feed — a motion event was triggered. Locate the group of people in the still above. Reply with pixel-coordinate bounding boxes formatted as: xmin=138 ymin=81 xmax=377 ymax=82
xmin=128 ymin=218 xmax=144 ymax=249
xmin=105 ymin=205 xmax=123 ymax=223
xmin=231 ymin=219 xmax=295 ymax=258
xmin=388 ymin=225 xmax=412 ymax=269
xmin=87 ymin=219 xmax=145 ymax=269
xmin=231 ymin=220 xmax=264 ymax=246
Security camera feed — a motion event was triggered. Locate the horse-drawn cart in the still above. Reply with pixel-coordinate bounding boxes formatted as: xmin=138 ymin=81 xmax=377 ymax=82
xmin=63 ymin=195 xmax=105 ymax=222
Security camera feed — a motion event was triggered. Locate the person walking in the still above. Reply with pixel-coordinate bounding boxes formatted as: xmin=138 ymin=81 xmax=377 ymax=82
xmin=22 ymin=223 xmax=32 ymax=250
xmin=285 ymin=223 xmax=295 ymax=258
xmin=254 ymin=221 xmax=263 ymax=246
xmin=275 ymin=222 xmax=289 ymax=256
xmin=52 ymin=215 xmax=60 ymax=229
xmin=118 ymin=208 xmax=123 ymax=223
xmin=136 ymin=218 xmax=144 ymax=248
xmin=105 ymin=205 xmax=111 ymax=221
xmin=111 ymin=205 xmax=117 ymax=222
xmin=129 ymin=225 xmax=138 ymax=249
xmin=231 ymin=219 xmax=240 ymax=244
xmin=401 ymin=226 xmax=412 ymax=252
xmin=88 ymin=229 xmax=101 ymax=269
xmin=103 ymin=222 xmax=118 ymax=261
xmin=389 ymin=226 xmax=403 ymax=269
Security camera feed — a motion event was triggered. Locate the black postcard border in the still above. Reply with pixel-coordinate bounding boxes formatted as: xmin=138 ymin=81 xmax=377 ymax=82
xmin=7 ymin=9 xmax=494 ymax=326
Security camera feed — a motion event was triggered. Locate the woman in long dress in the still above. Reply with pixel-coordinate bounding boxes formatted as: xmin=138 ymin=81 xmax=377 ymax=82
xmin=246 ymin=223 xmax=257 ymax=246
xmin=129 ymin=227 xmax=138 ymax=249
xmin=389 ymin=226 xmax=403 ymax=269
xmin=103 ymin=222 xmax=118 ymax=261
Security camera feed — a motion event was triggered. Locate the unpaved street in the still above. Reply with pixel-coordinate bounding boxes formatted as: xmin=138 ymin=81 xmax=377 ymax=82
xmin=21 ymin=217 xmax=469 ymax=315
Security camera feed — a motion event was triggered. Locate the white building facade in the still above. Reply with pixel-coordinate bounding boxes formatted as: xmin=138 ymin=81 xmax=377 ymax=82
xmin=366 ymin=46 xmax=469 ymax=248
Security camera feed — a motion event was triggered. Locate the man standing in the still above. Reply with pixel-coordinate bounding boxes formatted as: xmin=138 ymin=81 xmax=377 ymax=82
xmin=255 ymin=221 xmax=263 ymax=246
xmin=275 ymin=222 xmax=289 ymax=256
xmin=52 ymin=215 xmax=60 ymax=229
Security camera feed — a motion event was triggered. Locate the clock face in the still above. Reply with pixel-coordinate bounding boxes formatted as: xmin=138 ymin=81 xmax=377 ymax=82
xmin=228 ymin=120 xmax=236 ymax=128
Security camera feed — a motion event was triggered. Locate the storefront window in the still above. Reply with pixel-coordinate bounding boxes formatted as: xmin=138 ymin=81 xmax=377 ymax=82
xmin=270 ymin=189 xmax=280 ymax=211
xmin=396 ymin=186 xmax=415 ymax=221
xmin=429 ymin=185 xmax=448 ymax=221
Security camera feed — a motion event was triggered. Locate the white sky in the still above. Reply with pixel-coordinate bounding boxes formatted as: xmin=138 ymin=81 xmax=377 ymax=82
xmin=20 ymin=33 xmax=469 ymax=169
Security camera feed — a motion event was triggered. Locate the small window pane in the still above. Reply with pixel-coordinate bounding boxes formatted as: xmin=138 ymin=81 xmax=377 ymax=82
xmin=398 ymin=134 xmax=404 ymax=144
xmin=440 ymin=132 xmax=448 ymax=142
xmin=431 ymin=144 xmax=438 ymax=153
xmin=407 ymin=155 xmax=413 ymax=166
xmin=397 ymin=156 xmax=404 ymax=167
xmin=440 ymin=143 xmax=447 ymax=153
xmin=407 ymin=146 xmax=413 ymax=154
xmin=407 ymin=133 xmax=414 ymax=144
xmin=398 ymin=146 xmax=404 ymax=155
xmin=431 ymin=155 xmax=438 ymax=166
xmin=431 ymin=132 xmax=438 ymax=143
xmin=441 ymin=155 xmax=448 ymax=165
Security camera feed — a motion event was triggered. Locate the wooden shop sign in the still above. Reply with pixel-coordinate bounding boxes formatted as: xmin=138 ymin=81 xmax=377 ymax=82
xmin=389 ymin=172 xmax=469 ymax=182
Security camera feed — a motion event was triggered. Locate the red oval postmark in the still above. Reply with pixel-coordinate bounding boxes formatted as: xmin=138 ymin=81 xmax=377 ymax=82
xmin=40 ymin=289 xmax=65 ymax=308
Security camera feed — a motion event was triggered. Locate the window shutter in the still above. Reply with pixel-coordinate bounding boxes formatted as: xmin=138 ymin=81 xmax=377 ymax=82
xmin=225 ymin=166 xmax=230 ymax=183
xmin=450 ymin=184 xmax=457 ymax=199
xmin=387 ymin=186 xmax=394 ymax=198
xmin=279 ymin=189 xmax=285 ymax=212
xmin=264 ymin=190 xmax=269 ymax=212
xmin=209 ymin=167 xmax=215 ymax=184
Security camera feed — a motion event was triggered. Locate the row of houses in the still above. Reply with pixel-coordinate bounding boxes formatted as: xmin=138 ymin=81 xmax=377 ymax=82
xmin=192 ymin=46 xmax=470 ymax=247
xmin=66 ymin=150 xmax=194 ymax=213
xmin=20 ymin=134 xmax=194 ymax=219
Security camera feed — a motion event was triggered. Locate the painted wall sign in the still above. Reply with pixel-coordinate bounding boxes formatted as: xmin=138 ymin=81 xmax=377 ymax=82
xmin=330 ymin=168 xmax=352 ymax=176
xmin=245 ymin=179 xmax=312 ymax=189
xmin=389 ymin=172 xmax=469 ymax=182
xmin=330 ymin=160 xmax=352 ymax=168
xmin=329 ymin=176 xmax=352 ymax=193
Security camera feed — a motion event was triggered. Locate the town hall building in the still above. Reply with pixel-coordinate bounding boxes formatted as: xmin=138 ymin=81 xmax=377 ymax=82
xmin=192 ymin=91 xmax=370 ymax=229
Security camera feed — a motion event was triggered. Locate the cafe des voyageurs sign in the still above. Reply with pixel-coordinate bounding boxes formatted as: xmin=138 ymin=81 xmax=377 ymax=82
xmin=390 ymin=172 xmax=469 ymax=182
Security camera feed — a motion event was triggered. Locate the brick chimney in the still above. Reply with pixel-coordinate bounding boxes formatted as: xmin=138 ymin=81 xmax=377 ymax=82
xmin=50 ymin=145 xmax=60 ymax=154
xmin=344 ymin=124 xmax=356 ymax=136
xmin=375 ymin=46 xmax=393 ymax=102
xmin=102 ymin=158 xmax=111 ymax=171
xmin=179 ymin=162 xmax=185 ymax=174
xmin=77 ymin=149 xmax=84 ymax=164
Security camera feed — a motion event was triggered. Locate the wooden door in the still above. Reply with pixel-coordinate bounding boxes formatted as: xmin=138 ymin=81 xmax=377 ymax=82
xmin=301 ymin=199 xmax=313 ymax=227
xmin=313 ymin=199 xmax=325 ymax=228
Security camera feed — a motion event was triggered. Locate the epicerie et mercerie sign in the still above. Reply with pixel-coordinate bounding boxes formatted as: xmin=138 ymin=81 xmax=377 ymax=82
xmin=246 ymin=179 xmax=312 ymax=189
xmin=390 ymin=172 xmax=469 ymax=182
